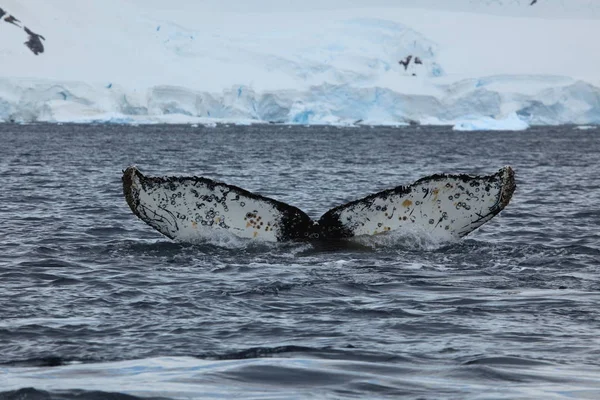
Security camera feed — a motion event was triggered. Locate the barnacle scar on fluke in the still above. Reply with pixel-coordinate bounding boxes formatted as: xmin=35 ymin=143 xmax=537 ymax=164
xmin=122 ymin=166 xmax=515 ymax=243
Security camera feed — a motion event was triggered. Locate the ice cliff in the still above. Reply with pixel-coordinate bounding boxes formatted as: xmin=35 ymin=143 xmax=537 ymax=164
xmin=1 ymin=0 xmax=599 ymax=128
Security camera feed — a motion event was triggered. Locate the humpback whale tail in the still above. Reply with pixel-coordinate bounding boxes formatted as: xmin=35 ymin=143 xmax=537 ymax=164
xmin=122 ymin=166 xmax=515 ymax=243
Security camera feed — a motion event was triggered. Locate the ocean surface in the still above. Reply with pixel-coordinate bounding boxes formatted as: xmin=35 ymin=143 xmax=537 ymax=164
xmin=0 ymin=123 xmax=599 ymax=399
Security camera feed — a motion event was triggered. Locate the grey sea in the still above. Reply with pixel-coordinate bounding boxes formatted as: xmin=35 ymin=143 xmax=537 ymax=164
xmin=1 ymin=123 xmax=599 ymax=399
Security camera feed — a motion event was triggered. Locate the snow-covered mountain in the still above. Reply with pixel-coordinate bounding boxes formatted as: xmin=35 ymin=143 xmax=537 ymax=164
xmin=1 ymin=0 xmax=599 ymax=128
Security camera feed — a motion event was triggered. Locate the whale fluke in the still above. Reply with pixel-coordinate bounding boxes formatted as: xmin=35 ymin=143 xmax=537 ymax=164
xmin=318 ymin=167 xmax=515 ymax=240
xmin=123 ymin=166 xmax=515 ymax=243
xmin=122 ymin=167 xmax=313 ymax=242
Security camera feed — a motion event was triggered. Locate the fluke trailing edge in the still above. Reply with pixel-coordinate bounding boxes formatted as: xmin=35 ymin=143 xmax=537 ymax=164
xmin=122 ymin=166 xmax=515 ymax=243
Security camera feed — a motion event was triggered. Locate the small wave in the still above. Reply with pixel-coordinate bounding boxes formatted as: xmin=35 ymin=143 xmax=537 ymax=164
xmin=85 ymin=226 xmax=130 ymax=236
xmin=201 ymin=345 xmax=323 ymax=360
xmin=462 ymin=355 xmax=553 ymax=367
xmin=1 ymin=356 xmax=67 ymax=368
xmin=0 ymin=317 xmax=102 ymax=330
xmin=0 ymin=388 xmax=171 ymax=400
xmin=113 ymin=237 xmax=311 ymax=260
xmin=16 ymin=258 xmax=86 ymax=270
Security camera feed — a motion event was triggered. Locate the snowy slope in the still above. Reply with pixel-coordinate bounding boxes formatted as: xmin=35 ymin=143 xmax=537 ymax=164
xmin=0 ymin=0 xmax=599 ymax=127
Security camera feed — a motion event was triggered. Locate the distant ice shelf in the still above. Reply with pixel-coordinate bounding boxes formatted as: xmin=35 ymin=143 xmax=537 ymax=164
xmin=1 ymin=78 xmax=598 ymax=129
xmin=453 ymin=113 xmax=530 ymax=131
xmin=1 ymin=0 xmax=599 ymax=129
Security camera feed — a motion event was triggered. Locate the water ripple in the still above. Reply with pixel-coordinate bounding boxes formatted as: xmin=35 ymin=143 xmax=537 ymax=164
xmin=1 ymin=124 xmax=599 ymax=399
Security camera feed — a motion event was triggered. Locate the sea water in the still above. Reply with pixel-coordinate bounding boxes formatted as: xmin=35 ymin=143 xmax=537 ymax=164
xmin=0 ymin=124 xmax=599 ymax=399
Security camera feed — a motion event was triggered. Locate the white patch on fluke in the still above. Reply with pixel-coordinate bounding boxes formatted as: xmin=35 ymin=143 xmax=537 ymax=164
xmin=122 ymin=167 xmax=312 ymax=243
xmin=123 ymin=166 xmax=515 ymax=243
xmin=320 ymin=167 xmax=515 ymax=241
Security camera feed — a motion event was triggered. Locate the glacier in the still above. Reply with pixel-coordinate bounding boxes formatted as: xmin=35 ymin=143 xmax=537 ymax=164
xmin=1 ymin=0 xmax=599 ymax=128
xmin=453 ymin=112 xmax=530 ymax=132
